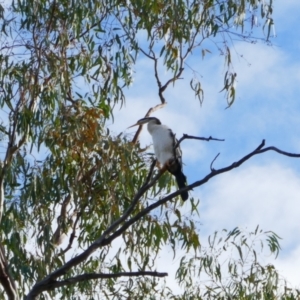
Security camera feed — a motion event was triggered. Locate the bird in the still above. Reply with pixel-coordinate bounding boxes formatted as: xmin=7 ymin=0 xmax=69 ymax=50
xmin=129 ymin=117 xmax=188 ymax=201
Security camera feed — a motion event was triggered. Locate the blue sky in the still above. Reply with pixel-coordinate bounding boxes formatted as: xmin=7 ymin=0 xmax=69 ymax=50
xmin=108 ymin=0 xmax=300 ymax=290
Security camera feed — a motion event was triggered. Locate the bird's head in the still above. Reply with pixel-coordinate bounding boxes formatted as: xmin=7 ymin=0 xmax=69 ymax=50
xmin=128 ymin=117 xmax=161 ymax=128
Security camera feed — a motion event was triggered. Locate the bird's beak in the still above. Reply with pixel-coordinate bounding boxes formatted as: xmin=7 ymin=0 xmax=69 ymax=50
xmin=127 ymin=122 xmax=140 ymax=129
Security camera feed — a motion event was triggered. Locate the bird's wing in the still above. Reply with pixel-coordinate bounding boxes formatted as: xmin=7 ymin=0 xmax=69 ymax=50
xmin=168 ymin=130 xmax=181 ymax=161
xmin=168 ymin=129 xmax=188 ymax=200
xmin=174 ymin=138 xmax=183 ymax=166
xmin=167 ymin=129 xmax=183 ymax=172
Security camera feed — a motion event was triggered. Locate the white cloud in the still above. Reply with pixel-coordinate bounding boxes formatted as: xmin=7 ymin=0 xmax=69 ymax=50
xmin=197 ymin=163 xmax=300 ymax=286
xmin=276 ymin=244 xmax=300 ymax=288
xmin=201 ymin=164 xmax=299 ymax=232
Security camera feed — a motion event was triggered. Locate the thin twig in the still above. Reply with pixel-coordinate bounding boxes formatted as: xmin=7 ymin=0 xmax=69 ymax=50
xmin=138 ymin=47 xmax=155 ymax=60
xmin=175 ymin=134 xmax=225 ymax=149
xmin=69 ymin=12 xmax=108 ymax=43
xmin=210 ymin=153 xmax=220 ymax=171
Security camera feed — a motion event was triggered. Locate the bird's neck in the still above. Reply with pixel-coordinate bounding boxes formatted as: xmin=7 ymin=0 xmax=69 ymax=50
xmin=147 ymin=122 xmax=161 ymax=134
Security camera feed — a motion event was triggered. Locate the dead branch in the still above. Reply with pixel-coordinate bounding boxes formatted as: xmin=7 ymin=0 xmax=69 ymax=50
xmin=175 ymin=134 xmax=225 ymax=149
xmin=210 ymin=153 xmax=220 ymax=171
xmin=257 ymin=146 xmax=300 ymax=158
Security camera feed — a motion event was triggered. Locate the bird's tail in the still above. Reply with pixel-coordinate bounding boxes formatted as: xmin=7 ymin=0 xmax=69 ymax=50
xmin=174 ymin=170 xmax=188 ymax=201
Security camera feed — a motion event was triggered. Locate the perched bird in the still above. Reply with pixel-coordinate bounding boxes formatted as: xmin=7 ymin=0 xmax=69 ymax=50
xmin=129 ymin=117 xmax=188 ymax=201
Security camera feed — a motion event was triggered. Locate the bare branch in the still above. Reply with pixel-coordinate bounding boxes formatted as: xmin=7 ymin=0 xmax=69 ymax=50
xmin=159 ymin=53 xmax=183 ymax=104
xmin=160 ymin=65 xmax=184 ymax=94
xmin=140 ymin=48 xmax=164 ymax=99
xmin=144 ymin=103 xmax=167 ymax=118
xmin=138 ymin=47 xmax=155 ymax=60
xmin=139 ymin=21 xmax=206 ymax=107
xmin=257 ymin=146 xmax=300 ymax=157
xmin=175 ymin=134 xmax=225 ymax=149
xmin=140 ymin=47 xmax=184 ymax=104
xmin=210 ymin=153 xmax=220 ymax=171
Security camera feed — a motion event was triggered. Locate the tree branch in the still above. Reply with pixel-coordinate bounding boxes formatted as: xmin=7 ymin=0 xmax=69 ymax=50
xmin=257 ymin=146 xmax=300 ymax=157
xmin=210 ymin=153 xmax=220 ymax=171
xmin=175 ymin=134 xmax=225 ymax=149
xmin=0 ymin=244 xmax=19 ymax=300
xmin=140 ymin=45 xmax=184 ymax=104
xmin=26 ymin=271 xmax=167 ymax=298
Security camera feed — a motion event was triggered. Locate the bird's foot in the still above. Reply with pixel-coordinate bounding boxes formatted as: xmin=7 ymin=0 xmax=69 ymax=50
xmin=159 ymin=164 xmax=168 ymax=174
xmin=156 ymin=160 xmax=162 ymax=169
xmin=160 ymin=159 xmax=176 ymax=174
xmin=167 ymin=158 xmax=176 ymax=167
